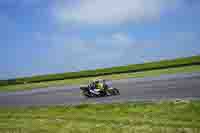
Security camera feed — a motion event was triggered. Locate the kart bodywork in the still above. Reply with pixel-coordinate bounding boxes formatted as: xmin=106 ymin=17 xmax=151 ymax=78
xmin=80 ymin=79 xmax=120 ymax=98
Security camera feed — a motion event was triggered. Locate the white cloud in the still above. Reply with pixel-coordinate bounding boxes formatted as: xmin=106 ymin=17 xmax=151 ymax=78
xmin=112 ymin=33 xmax=129 ymax=41
xmin=54 ymin=0 xmax=179 ymax=25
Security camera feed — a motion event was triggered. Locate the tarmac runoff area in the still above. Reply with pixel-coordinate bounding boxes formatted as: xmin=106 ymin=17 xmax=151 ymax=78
xmin=0 ymin=72 xmax=200 ymax=107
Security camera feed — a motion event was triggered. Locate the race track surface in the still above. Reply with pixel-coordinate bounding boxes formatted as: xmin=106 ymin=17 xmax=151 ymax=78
xmin=0 ymin=73 xmax=200 ymax=107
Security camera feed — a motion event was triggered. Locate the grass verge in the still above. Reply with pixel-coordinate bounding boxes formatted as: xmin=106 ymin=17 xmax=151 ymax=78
xmin=0 ymin=100 xmax=200 ymax=133
xmin=1 ymin=55 xmax=200 ymax=86
xmin=0 ymin=65 xmax=200 ymax=92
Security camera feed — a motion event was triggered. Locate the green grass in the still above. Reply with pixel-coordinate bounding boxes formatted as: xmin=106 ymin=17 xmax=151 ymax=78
xmin=1 ymin=65 xmax=200 ymax=92
xmin=0 ymin=100 xmax=200 ymax=133
xmin=1 ymin=55 xmax=200 ymax=86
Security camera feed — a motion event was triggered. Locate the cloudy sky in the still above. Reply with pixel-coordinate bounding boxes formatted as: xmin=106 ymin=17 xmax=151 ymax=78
xmin=0 ymin=0 xmax=200 ymax=79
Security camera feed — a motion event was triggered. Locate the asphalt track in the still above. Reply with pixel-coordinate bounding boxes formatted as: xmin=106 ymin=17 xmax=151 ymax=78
xmin=0 ymin=73 xmax=200 ymax=107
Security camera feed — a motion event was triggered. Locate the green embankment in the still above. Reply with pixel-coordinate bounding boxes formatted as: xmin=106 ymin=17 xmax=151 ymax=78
xmin=1 ymin=55 xmax=200 ymax=86
xmin=1 ymin=65 xmax=200 ymax=92
xmin=0 ymin=100 xmax=200 ymax=133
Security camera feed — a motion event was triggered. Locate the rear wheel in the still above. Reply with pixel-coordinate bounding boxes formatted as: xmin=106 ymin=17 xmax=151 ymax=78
xmin=99 ymin=90 xmax=107 ymax=97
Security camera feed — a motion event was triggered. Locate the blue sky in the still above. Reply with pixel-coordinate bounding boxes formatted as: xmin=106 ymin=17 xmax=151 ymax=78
xmin=0 ymin=0 xmax=200 ymax=79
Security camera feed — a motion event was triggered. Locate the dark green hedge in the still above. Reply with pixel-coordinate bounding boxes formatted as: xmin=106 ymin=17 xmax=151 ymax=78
xmin=1 ymin=55 xmax=200 ymax=86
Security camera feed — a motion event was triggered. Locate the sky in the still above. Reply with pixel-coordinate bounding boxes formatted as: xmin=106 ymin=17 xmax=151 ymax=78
xmin=0 ymin=0 xmax=200 ymax=80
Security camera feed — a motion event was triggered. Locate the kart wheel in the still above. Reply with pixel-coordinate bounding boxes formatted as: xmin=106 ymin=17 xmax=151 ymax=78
xmin=99 ymin=91 xmax=107 ymax=97
xmin=82 ymin=94 xmax=89 ymax=98
xmin=113 ymin=88 xmax=120 ymax=95
xmin=82 ymin=91 xmax=92 ymax=98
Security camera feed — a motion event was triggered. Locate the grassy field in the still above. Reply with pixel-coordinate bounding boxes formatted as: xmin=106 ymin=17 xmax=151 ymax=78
xmin=0 ymin=65 xmax=200 ymax=92
xmin=0 ymin=100 xmax=200 ymax=133
xmin=1 ymin=55 xmax=200 ymax=86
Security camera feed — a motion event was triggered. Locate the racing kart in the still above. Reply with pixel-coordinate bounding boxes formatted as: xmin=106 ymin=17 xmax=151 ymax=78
xmin=80 ymin=79 xmax=120 ymax=98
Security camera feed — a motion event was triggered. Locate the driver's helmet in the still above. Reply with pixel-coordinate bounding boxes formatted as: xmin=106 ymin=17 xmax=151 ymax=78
xmin=91 ymin=78 xmax=104 ymax=85
xmin=92 ymin=78 xmax=100 ymax=82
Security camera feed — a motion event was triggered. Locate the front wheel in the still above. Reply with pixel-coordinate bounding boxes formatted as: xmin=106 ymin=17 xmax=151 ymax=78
xmin=113 ymin=88 xmax=120 ymax=95
xmin=82 ymin=91 xmax=92 ymax=98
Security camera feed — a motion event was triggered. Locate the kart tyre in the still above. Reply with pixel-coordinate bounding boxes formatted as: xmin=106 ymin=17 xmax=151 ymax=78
xmin=113 ymin=88 xmax=120 ymax=95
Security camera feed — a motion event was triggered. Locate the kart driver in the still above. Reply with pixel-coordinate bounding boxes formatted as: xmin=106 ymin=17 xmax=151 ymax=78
xmin=95 ymin=80 xmax=104 ymax=90
xmin=89 ymin=79 xmax=104 ymax=93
